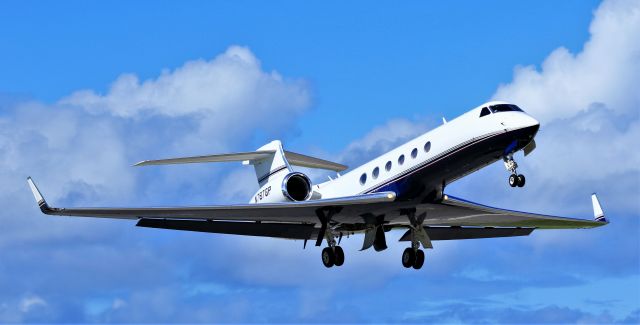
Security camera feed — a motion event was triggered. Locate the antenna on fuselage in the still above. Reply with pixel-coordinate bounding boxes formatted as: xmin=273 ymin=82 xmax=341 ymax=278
xmin=442 ymin=117 xmax=447 ymax=124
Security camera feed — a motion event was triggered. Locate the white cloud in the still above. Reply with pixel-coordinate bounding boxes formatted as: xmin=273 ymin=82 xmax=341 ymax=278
xmin=0 ymin=46 xmax=313 ymax=322
xmin=484 ymin=0 xmax=640 ymax=216
xmin=19 ymin=295 xmax=47 ymax=313
xmin=62 ymin=46 xmax=310 ymax=119
xmin=492 ymin=0 xmax=640 ymax=124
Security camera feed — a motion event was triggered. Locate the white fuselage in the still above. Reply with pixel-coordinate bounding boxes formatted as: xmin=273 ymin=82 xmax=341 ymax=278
xmin=315 ymin=101 xmax=540 ymax=201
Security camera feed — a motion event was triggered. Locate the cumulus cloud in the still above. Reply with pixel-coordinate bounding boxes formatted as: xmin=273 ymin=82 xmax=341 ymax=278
xmin=485 ymin=0 xmax=640 ymax=215
xmin=492 ymin=0 xmax=640 ymax=124
xmin=0 ymin=46 xmax=313 ymax=322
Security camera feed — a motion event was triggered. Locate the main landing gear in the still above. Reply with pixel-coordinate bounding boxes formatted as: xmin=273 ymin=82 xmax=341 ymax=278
xmin=504 ymin=154 xmax=525 ymax=188
xmin=402 ymin=247 xmax=425 ymax=269
xmin=321 ymin=231 xmax=345 ymax=268
xmin=321 ymin=246 xmax=344 ymax=268
xmin=401 ymin=209 xmax=431 ymax=270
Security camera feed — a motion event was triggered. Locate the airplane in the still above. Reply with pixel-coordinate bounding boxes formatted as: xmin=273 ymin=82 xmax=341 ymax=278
xmin=27 ymin=101 xmax=608 ymax=269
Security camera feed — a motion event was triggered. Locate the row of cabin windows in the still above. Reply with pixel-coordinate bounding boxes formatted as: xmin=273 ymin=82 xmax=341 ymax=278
xmin=359 ymin=141 xmax=431 ymax=185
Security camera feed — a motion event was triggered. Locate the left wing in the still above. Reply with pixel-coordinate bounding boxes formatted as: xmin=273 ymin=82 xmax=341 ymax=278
xmin=417 ymin=194 xmax=608 ymax=229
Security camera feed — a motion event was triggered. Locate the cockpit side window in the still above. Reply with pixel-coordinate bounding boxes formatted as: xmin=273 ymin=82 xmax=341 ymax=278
xmin=489 ymin=104 xmax=524 ymax=113
xmin=480 ymin=107 xmax=491 ymax=117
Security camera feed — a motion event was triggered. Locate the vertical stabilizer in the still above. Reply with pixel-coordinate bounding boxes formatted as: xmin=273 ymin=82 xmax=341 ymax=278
xmin=251 ymin=140 xmax=292 ymax=187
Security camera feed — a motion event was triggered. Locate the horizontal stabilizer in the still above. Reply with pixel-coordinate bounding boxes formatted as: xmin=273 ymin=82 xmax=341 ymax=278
xmin=134 ymin=149 xmax=347 ymax=171
xmin=134 ymin=151 xmax=276 ymax=166
xmin=283 ymin=151 xmax=347 ymax=172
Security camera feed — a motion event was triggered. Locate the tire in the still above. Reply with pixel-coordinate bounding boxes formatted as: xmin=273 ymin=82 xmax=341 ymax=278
xmin=334 ymin=246 xmax=345 ymax=266
xmin=517 ymin=174 xmax=526 ymax=187
xmin=413 ymin=250 xmax=425 ymax=269
xmin=509 ymin=174 xmax=518 ymax=187
xmin=322 ymin=247 xmax=335 ymax=268
xmin=402 ymin=248 xmax=415 ymax=268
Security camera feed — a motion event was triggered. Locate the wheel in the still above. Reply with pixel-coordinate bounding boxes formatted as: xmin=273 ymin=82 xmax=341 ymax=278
xmin=517 ymin=174 xmax=526 ymax=187
xmin=333 ymin=246 xmax=345 ymax=266
xmin=321 ymin=247 xmax=335 ymax=268
xmin=509 ymin=174 xmax=518 ymax=187
xmin=402 ymin=248 xmax=415 ymax=268
xmin=413 ymin=249 xmax=425 ymax=269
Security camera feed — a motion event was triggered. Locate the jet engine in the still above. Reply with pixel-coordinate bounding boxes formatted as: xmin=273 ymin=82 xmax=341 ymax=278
xmin=281 ymin=172 xmax=312 ymax=201
xmin=251 ymin=171 xmax=312 ymax=203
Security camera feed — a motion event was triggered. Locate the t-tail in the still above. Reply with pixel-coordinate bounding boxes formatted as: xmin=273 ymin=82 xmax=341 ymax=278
xmin=133 ymin=140 xmax=348 ymax=204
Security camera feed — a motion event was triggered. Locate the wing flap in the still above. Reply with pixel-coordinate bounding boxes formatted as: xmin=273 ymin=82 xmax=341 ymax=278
xmin=398 ymin=226 xmax=534 ymax=241
xmin=137 ymin=219 xmax=316 ymax=240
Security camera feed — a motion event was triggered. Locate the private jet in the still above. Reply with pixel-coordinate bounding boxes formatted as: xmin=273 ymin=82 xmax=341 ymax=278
xmin=28 ymin=101 xmax=608 ymax=269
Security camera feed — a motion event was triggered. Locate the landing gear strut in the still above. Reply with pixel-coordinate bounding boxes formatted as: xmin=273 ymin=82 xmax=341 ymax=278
xmin=504 ymin=154 xmax=525 ymax=188
xmin=400 ymin=209 xmax=431 ymax=270
xmin=316 ymin=208 xmax=345 ymax=268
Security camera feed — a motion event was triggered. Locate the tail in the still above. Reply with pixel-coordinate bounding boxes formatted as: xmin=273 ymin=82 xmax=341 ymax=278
xmin=134 ymin=140 xmax=347 ymax=187
xmin=249 ymin=140 xmax=292 ymax=187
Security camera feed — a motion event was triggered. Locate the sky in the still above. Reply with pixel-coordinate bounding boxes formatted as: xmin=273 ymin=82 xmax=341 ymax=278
xmin=0 ymin=0 xmax=638 ymax=323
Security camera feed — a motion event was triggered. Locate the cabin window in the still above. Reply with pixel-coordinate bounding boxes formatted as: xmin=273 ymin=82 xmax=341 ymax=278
xmin=398 ymin=154 xmax=405 ymax=165
xmin=424 ymin=141 xmax=431 ymax=153
xmin=411 ymin=148 xmax=418 ymax=159
xmin=372 ymin=167 xmax=380 ymax=179
xmin=359 ymin=173 xmax=367 ymax=185
xmin=385 ymin=161 xmax=392 ymax=171
xmin=480 ymin=107 xmax=491 ymax=117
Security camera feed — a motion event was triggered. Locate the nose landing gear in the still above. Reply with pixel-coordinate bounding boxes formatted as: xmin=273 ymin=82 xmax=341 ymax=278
xmin=504 ymin=154 xmax=525 ymax=188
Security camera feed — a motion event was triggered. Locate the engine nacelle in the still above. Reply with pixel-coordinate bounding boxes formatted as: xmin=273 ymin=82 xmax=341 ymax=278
xmin=250 ymin=172 xmax=312 ymax=204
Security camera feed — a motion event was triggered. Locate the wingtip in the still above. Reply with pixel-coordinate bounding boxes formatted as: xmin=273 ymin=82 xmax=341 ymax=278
xmin=26 ymin=177 xmax=46 ymax=207
xmin=591 ymin=193 xmax=608 ymax=224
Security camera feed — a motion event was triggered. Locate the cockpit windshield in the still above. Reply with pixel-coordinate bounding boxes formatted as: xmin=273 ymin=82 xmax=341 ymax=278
xmin=479 ymin=104 xmax=524 ymax=117
xmin=489 ymin=104 xmax=523 ymax=113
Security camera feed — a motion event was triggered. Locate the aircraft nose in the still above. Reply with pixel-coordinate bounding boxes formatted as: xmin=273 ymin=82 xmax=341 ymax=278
xmin=528 ymin=115 xmax=540 ymax=128
xmin=524 ymin=115 xmax=540 ymax=139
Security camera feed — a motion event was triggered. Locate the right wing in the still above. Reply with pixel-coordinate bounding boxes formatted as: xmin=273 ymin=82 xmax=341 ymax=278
xmin=27 ymin=177 xmax=395 ymax=223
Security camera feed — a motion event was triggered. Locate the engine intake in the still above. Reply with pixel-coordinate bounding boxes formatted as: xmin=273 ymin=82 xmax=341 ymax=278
xmin=282 ymin=172 xmax=312 ymax=201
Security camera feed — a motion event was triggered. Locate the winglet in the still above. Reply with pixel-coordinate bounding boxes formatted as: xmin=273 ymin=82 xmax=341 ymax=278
xmin=27 ymin=177 xmax=51 ymax=213
xmin=591 ymin=193 xmax=607 ymax=223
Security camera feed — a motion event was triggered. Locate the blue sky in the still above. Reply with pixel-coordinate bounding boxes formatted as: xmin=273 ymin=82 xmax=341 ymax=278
xmin=0 ymin=0 xmax=638 ymax=323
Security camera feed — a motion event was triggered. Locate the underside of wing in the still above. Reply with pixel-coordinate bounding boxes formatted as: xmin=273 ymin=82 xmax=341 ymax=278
xmin=398 ymin=226 xmax=534 ymax=241
xmin=417 ymin=194 xmax=608 ymax=229
xmin=137 ymin=219 xmax=319 ymax=240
